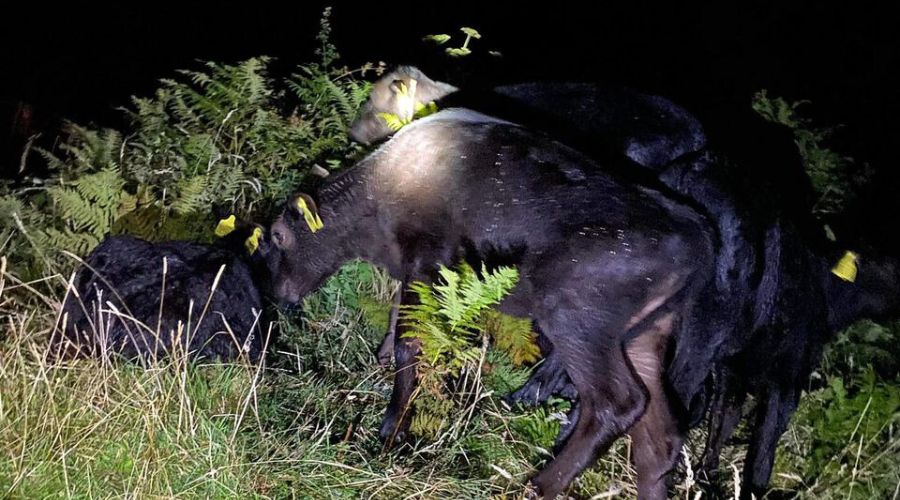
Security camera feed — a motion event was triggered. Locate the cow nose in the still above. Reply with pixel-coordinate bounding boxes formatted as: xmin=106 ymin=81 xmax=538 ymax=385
xmin=275 ymin=290 xmax=301 ymax=310
xmin=349 ymin=130 xmax=370 ymax=146
xmin=270 ymin=280 xmax=301 ymax=309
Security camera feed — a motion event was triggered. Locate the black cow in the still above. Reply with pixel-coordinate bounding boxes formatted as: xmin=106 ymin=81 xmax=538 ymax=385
xmin=262 ymin=108 xmax=715 ymax=499
xmin=346 ymin=66 xmax=738 ymax=430
xmin=52 ymin=219 xmax=271 ymax=363
xmin=351 ymin=65 xmax=710 ymax=380
xmin=686 ymin=222 xmax=900 ymax=498
xmin=348 ymin=67 xmax=900 ymax=498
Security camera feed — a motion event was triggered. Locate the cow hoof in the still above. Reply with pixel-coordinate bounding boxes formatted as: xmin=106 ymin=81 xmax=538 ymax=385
xmin=529 ymin=472 xmax=561 ymax=500
xmin=506 ymin=360 xmax=576 ymax=406
xmin=553 ymin=403 xmax=580 ymax=451
xmin=523 ymin=480 xmax=542 ymax=499
xmin=376 ymin=333 xmax=394 ymax=367
xmin=378 ymin=413 xmax=408 ymax=446
xmin=376 ymin=349 xmax=393 ymax=367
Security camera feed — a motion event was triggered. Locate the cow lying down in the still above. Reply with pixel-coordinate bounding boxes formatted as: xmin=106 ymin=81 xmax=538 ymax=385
xmin=51 ymin=218 xmax=271 ymax=363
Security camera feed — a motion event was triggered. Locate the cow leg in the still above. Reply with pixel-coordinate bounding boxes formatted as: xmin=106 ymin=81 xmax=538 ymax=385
xmin=553 ymin=402 xmax=581 ymax=449
xmin=741 ymin=384 xmax=800 ymax=500
xmin=698 ymin=367 xmax=746 ymax=482
xmin=525 ymin=249 xmax=706 ymax=497
xmin=529 ymin=315 xmax=649 ymax=499
xmin=507 ymin=325 xmax=577 ymax=405
xmin=506 ymin=324 xmax=580 ymax=449
xmin=627 ymin=312 xmax=682 ymax=500
xmin=378 ymin=287 xmax=421 ymax=445
xmin=376 ymin=285 xmax=403 ymax=366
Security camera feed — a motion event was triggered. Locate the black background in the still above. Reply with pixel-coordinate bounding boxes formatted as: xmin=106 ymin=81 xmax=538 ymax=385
xmin=2 ymin=2 xmax=898 ymax=245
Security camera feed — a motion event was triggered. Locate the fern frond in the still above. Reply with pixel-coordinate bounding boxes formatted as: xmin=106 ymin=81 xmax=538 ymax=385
xmin=170 ymin=175 xmax=207 ymax=215
xmin=3 ymin=20 xmax=368 ymax=278
xmin=34 ymin=227 xmax=100 ymax=257
xmin=484 ymin=311 xmax=541 ymax=365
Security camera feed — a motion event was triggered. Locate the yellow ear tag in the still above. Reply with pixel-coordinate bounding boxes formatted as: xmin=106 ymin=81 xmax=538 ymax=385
xmin=831 ymin=251 xmax=859 ymax=282
xmin=244 ymin=227 xmax=263 ymax=255
xmin=296 ymin=197 xmax=324 ymax=233
xmin=376 ymin=82 xmax=438 ymax=132
xmin=215 ymin=214 xmax=237 ymax=237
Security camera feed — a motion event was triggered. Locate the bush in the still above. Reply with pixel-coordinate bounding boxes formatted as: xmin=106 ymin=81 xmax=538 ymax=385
xmin=752 ymin=89 xmax=871 ymax=221
xmin=400 ymin=263 xmax=539 ymax=441
xmin=2 ymin=10 xmax=374 ymax=280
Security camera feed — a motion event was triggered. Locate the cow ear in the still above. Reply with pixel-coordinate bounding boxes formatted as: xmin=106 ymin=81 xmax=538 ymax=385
xmin=389 ymin=79 xmax=408 ymax=95
xmin=291 ymin=193 xmax=325 ymax=233
xmin=214 ymin=214 xmax=237 ymax=237
xmin=289 ymin=192 xmax=312 ymax=215
xmin=243 ymin=225 xmax=265 ymax=255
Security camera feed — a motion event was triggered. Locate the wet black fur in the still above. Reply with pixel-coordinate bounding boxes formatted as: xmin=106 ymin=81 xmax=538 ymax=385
xmin=265 ymin=109 xmax=715 ymax=498
xmin=348 ymin=67 xmax=900 ymax=498
xmin=53 ymin=228 xmax=270 ymax=363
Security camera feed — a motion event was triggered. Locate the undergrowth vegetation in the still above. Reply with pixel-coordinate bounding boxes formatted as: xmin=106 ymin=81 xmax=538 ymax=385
xmin=1 ymin=11 xmax=898 ymax=499
xmin=1 ymin=10 xmax=373 ymax=280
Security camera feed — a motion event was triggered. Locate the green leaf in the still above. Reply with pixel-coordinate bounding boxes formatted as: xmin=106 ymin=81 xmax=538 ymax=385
xmin=445 ymin=47 xmax=472 ymax=58
xmin=460 ymin=27 xmax=481 ymax=39
xmin=423 ymin=34 xmax=452 ymax=45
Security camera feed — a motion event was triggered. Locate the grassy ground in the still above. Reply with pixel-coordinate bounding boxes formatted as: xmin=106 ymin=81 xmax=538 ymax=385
xmin=1 ymin=256 xmax=898 ymax=499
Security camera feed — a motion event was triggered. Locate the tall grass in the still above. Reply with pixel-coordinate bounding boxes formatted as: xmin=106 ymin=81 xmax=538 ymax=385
xmin=0 ymin=258 xmax=539 ymax=498
xmin=2 ymin=248 xmax=898 ymax=499
xmin=0 ymin=257 xmax=269 ymax=497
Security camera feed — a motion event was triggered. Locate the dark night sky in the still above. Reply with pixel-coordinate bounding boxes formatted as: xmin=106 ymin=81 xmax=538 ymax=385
xmin=2 ymin=2 xmax=898 ymax=244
